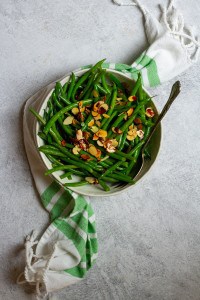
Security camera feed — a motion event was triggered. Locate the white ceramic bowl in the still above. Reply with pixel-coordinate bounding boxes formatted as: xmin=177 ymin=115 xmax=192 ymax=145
xmin=36 ymin=69 xmax=161 ymax=197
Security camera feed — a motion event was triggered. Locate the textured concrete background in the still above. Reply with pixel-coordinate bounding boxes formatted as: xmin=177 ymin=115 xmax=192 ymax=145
xmin=0 ymin=0 xmax=200 ymax=299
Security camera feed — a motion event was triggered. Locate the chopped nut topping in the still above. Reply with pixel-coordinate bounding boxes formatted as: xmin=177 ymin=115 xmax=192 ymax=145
xmin=145 ymin=107 xmax=155 ymax=118
xmin=63 ymin=116 xmax=74 ymax=125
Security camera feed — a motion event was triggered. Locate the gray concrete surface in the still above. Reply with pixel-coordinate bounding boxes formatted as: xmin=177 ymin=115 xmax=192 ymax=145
xmin=0 ymin=0 xmax=200 ymax=299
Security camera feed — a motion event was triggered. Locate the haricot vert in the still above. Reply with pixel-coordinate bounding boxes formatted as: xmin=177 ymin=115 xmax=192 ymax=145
xmin=30 ymin=59 xmax=156 ymax=191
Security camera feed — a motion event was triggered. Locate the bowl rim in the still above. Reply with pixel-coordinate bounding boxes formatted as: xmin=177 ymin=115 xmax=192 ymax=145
xmin=35 ymin=68 xmax=162 ymax=197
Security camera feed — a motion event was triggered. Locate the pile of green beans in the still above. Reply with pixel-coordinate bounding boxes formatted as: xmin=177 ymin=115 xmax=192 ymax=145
xmin=30 ymin=59 xmax=155 ymax=192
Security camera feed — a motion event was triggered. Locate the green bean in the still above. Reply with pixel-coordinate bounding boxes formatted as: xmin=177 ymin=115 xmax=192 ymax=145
xmin=38 ymin=146 xmax=66 ymax=157
xmin=29 ymin=108 xmax=62 ymax=143
xmin=64 ymin=181 xmax=88 ymax=187
xmin=99 ymin=179 xmax=110 ymax=191
xmin=46 ymin=154 xmax=63 ymax=166
xmin=80 ymin=72 xmax=95 ymax=99
xmin=107 ymin=73 xmax=124 ymax=91
xmin=38 ymin=132 xmax=48 ymax=142
xmin=63 ymin=81 xmax=69 ymax=94
xmin=59 ymin=95 xmax=71 ymax=106
xmin=71 ymin=59 xmax=105 ymax=101
xmin=118 ymin=129 xmax=128 ymax=151
xmin=109 ymin=173 xmax=134 ymax=183
xmin=130 ymin=73 xmax=141 ymax=96
xmin=45 ymin=165 xmax=78 ymax=175
xmin=95 ymin=84 xmax=108 ymax=95
xmin=101 ymin=71 xmax=111 ymax=94
xmin=67 ymin=73 xmax=76 ymax=101
xmin=60 ymin=169 xmax=85 ymax=178
xmin=53 ymin=92 xmax=62 ymax=109
xmin=102 ymin=177 xmax=118 ymax=183
xmin=61 ymin=156 xmax=99 ymax=177
xmin=43 ymin=99 xmax=92 ymax=134
xmin=101 ymin=161 xmax=124 ymax=178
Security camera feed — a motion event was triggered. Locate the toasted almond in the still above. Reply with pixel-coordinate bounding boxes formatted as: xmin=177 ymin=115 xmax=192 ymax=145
xmin=92 ymin=111 xmax=99 ymax=117
xmin=127 ymin=107 xmax=134 ymax=117
xmin=72 ymin=118 xmax=79 ymax=125
xmin=106 ymin=146 xmax=116 ymax=153
xmin=88 ymin=119 xmax=95 ymax=127
xmin=81 ymin=154 xmax=91 ymax=161
xmin=95 ymin=120 xmax=101 ymax=127
xmin=129 ymin=125 xmax=134 ymax=130
xmin=94 ymin=114 xmax=101 ymax=120
xmin=72 ymin=146 xmax=81 ymax=155
xmin=96 ymin=148 xmax=102 ymax=159
xmin=72 ymin=107 xmax=79 ymax=115
xmin=78 ymin=101 xmax=83 ymax=108
xmin=63 ymin=115 xmax=74 ymax=125
xmin=116 ymin=97 xmax=122 ymax=101
xmin=128 ymin=95 xmax=137 ymax=102
xmin=112 ymin=127 xmax=123 ymax=134
xmin=92 ymin=90 xmax=99 ymax=98
xmin=137 ymin=123 xmax=143 ymax=130
xmin=83 ymin=131 xmax=90 ymax=140
xmin=85 ymin=177 xmax=99 ymax=184
xmin=127 ymin=135 xmax=135 ymax=141
xmin=111 ymin=139 xmax=118 ymax=147
xmin=76 ymin=129 xmax=83 ymax=140
xmin=97 ymin=139 xmax=104 ymax=147
xmin=137 ymin=130 xmax=144 ymax=139
xmin=101 ymin=103 xmax=109 ymax=111
xmin=93 ymin=134 xmax=98 ymax=141
xmin=96 ymin=129 xmax=107 ymax=138
xmin=80 ymin=107 xmax=85 ymax=113
xmin=91 ymin=126 xmax=99 ymax=133
xmin=103 ymin=114 xmax=110 ymax=119
xmin=134 ymin=117 xmax=142 ymax=124
xmin=88 ymin=145 xmax=98 ymax=157
xmin=145 ymin=107 xmax=155 ymax=118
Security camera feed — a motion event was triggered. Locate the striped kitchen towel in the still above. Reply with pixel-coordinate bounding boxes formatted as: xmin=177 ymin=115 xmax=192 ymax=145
xmin=18 ymin=83 xmax=98 ymax=299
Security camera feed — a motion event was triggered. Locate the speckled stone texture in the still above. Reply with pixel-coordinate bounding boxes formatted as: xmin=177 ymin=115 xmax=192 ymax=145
xmin=0 ymin=0 xmax=200 ymax=299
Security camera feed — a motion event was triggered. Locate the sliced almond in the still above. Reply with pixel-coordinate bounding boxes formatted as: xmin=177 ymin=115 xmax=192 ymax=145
xmin=92 ymin=90 xmax=99 ymax=98
xmin=76 ymin=129 xmax=83 ymax=140
xmin=63 ymin=115 xmax=74 ymax=125
xmin=96 ymin=129 xmax=107 ymax=138
xmin=137 ymin=130 xmax=144 ymax=139
xmin=95 ymin=120 xmax=101 ymax=127
xmin=127 ymin=107 xmax=134 ymax=117
xmin=128 ymin=95 xmax=137 ymax=102
xmin=93 ymin=134 xmax=98 ymax=141
xmin=91 ymin=126 xmax=99 ymax=133
xmin=116 ymin=97 xmax=122 ymax=101
xmin=88 ymin=145 xmax=98 ymax=157
xmin=96 ymin=148 xmax=102 ymax=160
xmin=103 ymin=114 xmax=110 ymax=119
xmin=88 ymin=119 xmax=95 ymax=127
xmin=97 ymin=139 xmax=104 ymax=147
xmin=81 ymin=154 xmax=91 ymax=161
xmin=127 ymin=135 xmax=135 ymax=141
xmin=145 ymin=107 xmax=155 ymax=118
xmin=72 ymin=107 xmax=79 ymax=115
xmin=112 ymin=127 xmax=123 ymax=134
xmin=85 ymin=177 xmax=99 ymax=184
xmin=93 ymin=114 xmax=101 ymax=121
xmin=83 ymin=131 xmax=90 ymax=140
xmin=92 ymin=111 xmax=99 ymax=117
xmin=72 ymin=146 xmax=81 ymax=155
xmin=93 ymin=101 xmax=104 ymax=112
xmin=111 ymin=139 xmax=118 ymax=147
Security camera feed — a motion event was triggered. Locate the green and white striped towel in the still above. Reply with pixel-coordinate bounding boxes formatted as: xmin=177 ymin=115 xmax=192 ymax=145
xmin=19 ymin=0 xmax=199 ymax=298
xmin=20 ymin=83 xmax=98 ymax=298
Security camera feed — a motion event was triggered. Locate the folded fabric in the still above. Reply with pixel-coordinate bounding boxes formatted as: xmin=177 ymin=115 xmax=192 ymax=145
xmin=18 ymin=83 xmax=98 ymax=299
xmin=113 ymin=0 xmax=200 ymax=86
